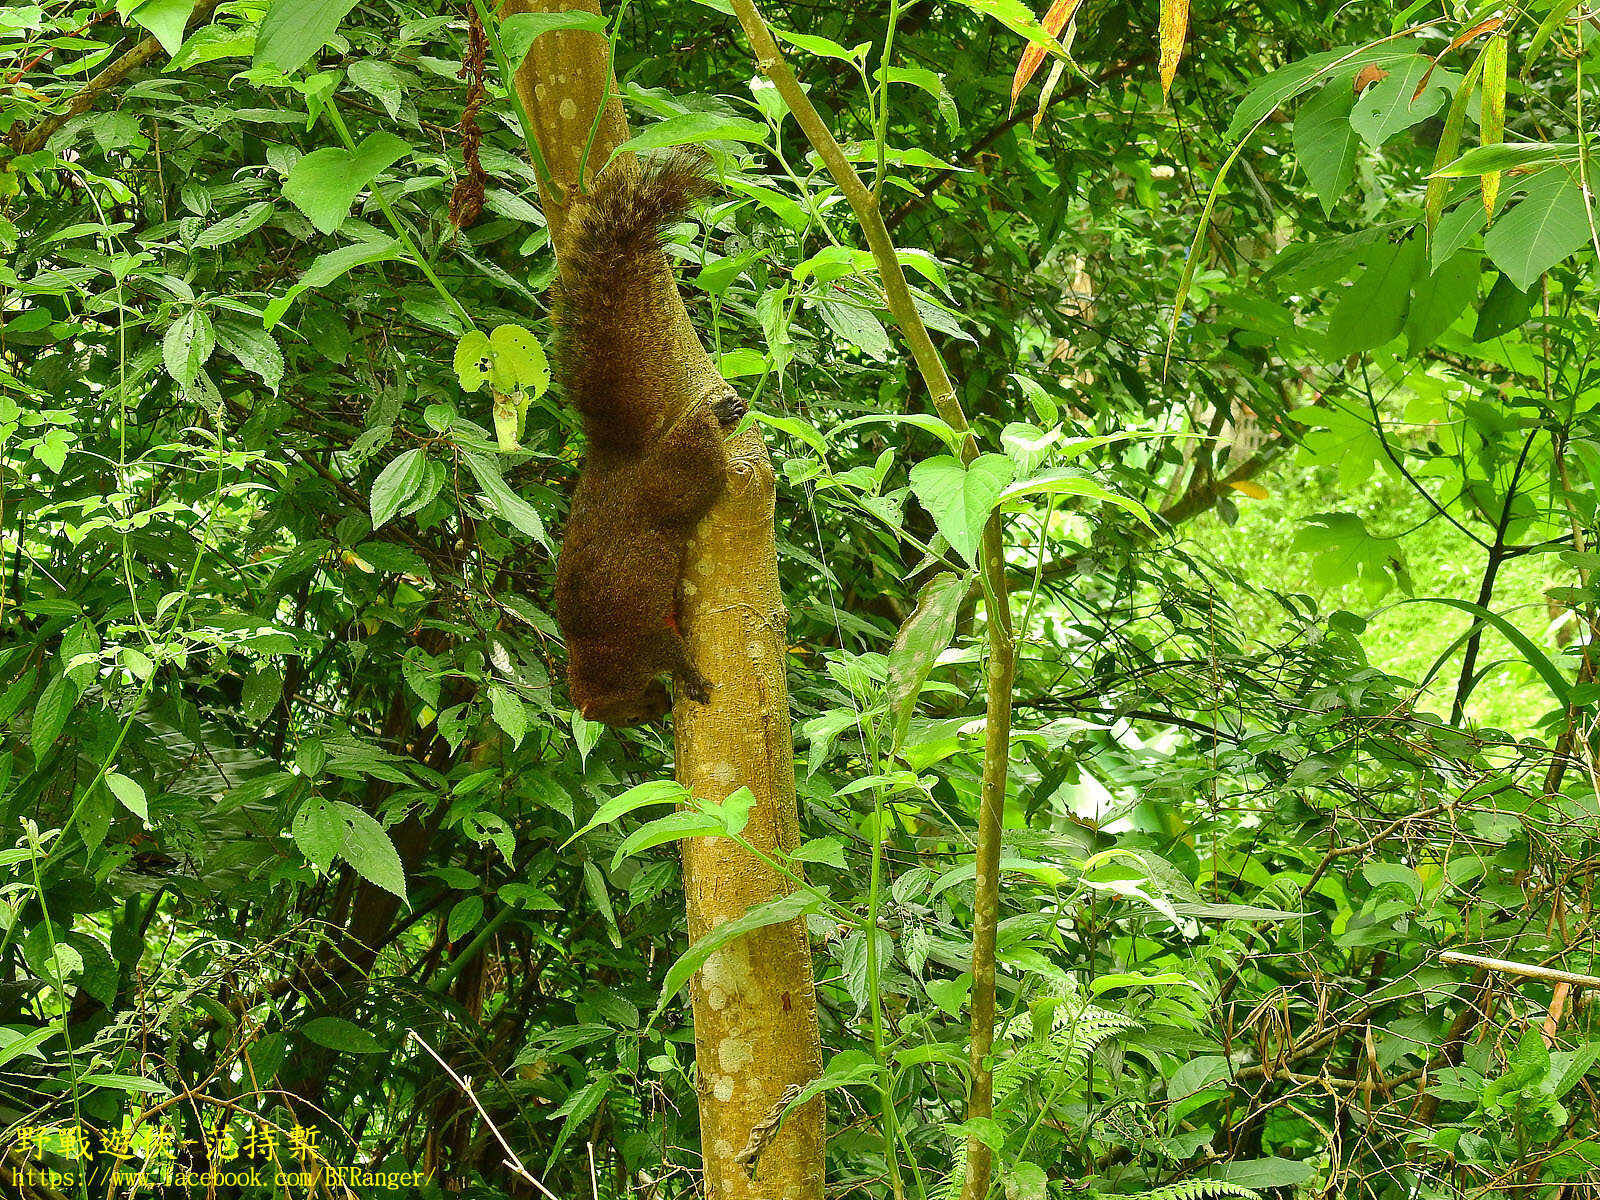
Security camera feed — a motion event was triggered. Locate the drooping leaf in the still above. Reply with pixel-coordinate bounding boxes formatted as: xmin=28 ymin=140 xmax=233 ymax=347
xmin=885 ymin=572 xmax=969 ymax=752
xmin=255 ymin=0 xmax=361 ymax=72
xmin=333 ymin=801 xmax=408 ymax=903
xmin=369 ymin=448 xmax=426 ymax=530
xmin=1294 ymin=79 xmax=1359 ymax=214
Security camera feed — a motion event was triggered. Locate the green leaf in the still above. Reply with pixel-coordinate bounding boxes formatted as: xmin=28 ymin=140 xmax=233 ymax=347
xmin=1484 ymin=170 xmax=1593 ymax=291
xmin=301 ymin=1015 xmax=383 ymax=1054
xmin=653 ymin=890 xmax=822 ymax=1020
xmin=1290 ymin=512 xmax=1404 ymax=599
xmin=1294 ymin=79 xmax=1358 ymax=214
xmin=909 ymin=453 xmax=1015 ymax=563
xmin=498 ymin=9 xmax=607 ymax=66
xmin=1430 ymin=141 xmax=1579 ymax=178
xmin=264 ymin=236 xmax=400 ymax=328
xmin=105 ymin=772 xmax=148 ymax=821
xmin=447 ymin=895 xmax=483 ymax=942
xmin=885 ymin=572 xmax=968 ymax=752
xmin=255 ymin=0 xmax=361 ymax=73
xmin=563 ymin=779 xmax=690 ymax=847
xmin=31 ymin=671 xmax=79 ymax=751
xmin=162 ymin=308 xmax=215 ymax=388
xmin=462 ymin=452 xmax=550 ymax=547
xmin=370 ymin=448 xmax=426 ymax=530
xmin=0 ymin=1025 xmax=60 ymax=1070
xmin=488 ymin=683 xmax=528 ymax=747
xmin=333 ymin=801 xmax=408 ymax=903
xmin=1402 ymin=249 xmax=1479 ymax=355
xmin=241 ymin=666 xmax=284 ymax=721
xmin=215 ymin=321 xmax=284 ymax=390
xmin=612 ymin=810 xmax=726 ymax=868
xmin=1350 ymin=54 xmax=1450 ymax=147
xmin=292 ymin=797 xmax=342 ymax=874
xmin=1401 ymin=597 xmax=1572 ymax=708
xmin=614 ymin=113 xmax=768 ymax=156
xmin=999 ymin=468 xmax=1155 ymax=530
xmin=122 ymin=0 xmax=196 ymax=55
xmin=455 ymin=324 xmax=549 ymax=394
xmin=1325 ymin=236 xmax=1422 ymax=358
xmin=283 ymin=133 xmax=411 ymax=235
xmin=1209 ymin=1158 xmax=1316 ymax=1189
xmin=77 ymin=1073 xmax=171 ymax=1095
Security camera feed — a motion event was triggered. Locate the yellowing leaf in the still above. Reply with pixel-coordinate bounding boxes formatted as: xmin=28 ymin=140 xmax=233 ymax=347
xmin=1481 ymin=34 xmax=1507 ymax=219
xmin=1227 ymin=480 xmax=1269 ymax=500
xmin=1010 ymin=0 xmax=1085 ymax=108
xmin=1159 ymin=0 xmax=1189 ymax=99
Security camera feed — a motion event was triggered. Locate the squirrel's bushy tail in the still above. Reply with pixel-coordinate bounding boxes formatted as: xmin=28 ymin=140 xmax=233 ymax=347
xmin=553 ymin=150 xmax=717 ymax=453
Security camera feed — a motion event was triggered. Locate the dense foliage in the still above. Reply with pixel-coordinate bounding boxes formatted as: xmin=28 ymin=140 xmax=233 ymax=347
xmin=1 ymin=0 xmax=1598 ymax=1197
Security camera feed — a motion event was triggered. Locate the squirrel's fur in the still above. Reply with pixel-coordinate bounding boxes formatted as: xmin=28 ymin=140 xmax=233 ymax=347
xmin=552 ymin=151 xmax=744 ymax=726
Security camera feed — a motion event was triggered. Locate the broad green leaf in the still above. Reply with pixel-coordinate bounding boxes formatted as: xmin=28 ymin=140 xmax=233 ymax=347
xmin=292 ymin=797 xmax=343 ymax=873
xmin=614 ymin=114 xmax=768 ymax=157
xmin=105 ymin=772 xmax=148 ymax=821
xmin=255 ymin=0 xmax=361 ymax=73
xmin=1209 ymin=1158 xmax=1316 ymax=1189
xmin=31 ymin=671 xmax=78 ymax=751
xmin=1325 ymin=236 xmax=1422 ymax=358
xmin=264 ymin=236 xmax=399 ymax=328
xmin=1294 ymin=79 xmax=1358 ymax=215
xmin=0 ymin=1025 xmax=59 ymax=1070
xmin=1290 ymin=512 xmax=1405 ymax=599
xmin=885 ymin=572 xmax=969 ymax=752
xmin=1403 ymin=248 xmax=1479 ymax=355
xmin=999 ymin=468 xmax=1155 ymax=530
xmin=216 ymin=321 xmax=284 ymax=389
xmin=283 ymin=133 xmax=411 ymax=235
xmin=1484 ymin=169 xmax=1592 ymax=291
xmin=775 ymin=28 xmax=868 ymax=60
xmin=498 ymin=10 xmax=606 ymax=66
xmin=301 ymin=1015 xmax=383 ymax=1054
xmin=370 ymin=448 xmax=426 ymax=529
xmin=816 ymin=300 xmax=891 ymax=361
xmin=612 ymin=810 xmax=726 ymax=867
xmin=77 ymin=1073 xmax=172 ymax=1095
xmin=1430 ymin=141 xmax=1578 ymax=178
xmin=455 ymin=324 xmax=550 ymax=394
xmin=162 ymin=308 xmax=215 ymax=388
xmin=122 ymin=0 xmax=196 ymax=55
xmin=831 ymin=412 xmax=965 ymax=456
xmin=563 ymin=779 xmax=690 ymax=847
xmin=462 ymin=452 xmax=550 ymax=547
xmin=909 ymin=453 xmax=1014 ymax=563
xmin=488 ymin=683 xmax=528 ymax=747
xmin=333 ymin=801 xmax=408 ymax=903
xmin=1350 ymin=54 xmax=1451 ymax=147
xmin=447 ymin=895 xmax=483 ymax=942
xmin=653 ymin=890 xmax=822 ymax=1020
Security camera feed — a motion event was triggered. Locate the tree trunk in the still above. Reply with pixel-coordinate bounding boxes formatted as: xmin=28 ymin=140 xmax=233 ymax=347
xmin=502 ymin=4 xmax=824 ymax=1196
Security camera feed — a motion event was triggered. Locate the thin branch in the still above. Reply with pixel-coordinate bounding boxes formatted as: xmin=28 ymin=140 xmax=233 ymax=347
xmin=15 ymin=0 xmax=227 ymax=154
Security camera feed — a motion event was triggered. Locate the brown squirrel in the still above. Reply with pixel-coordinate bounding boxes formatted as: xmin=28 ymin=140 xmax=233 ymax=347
xmin=552 ymin=151 xmax=745 ymax=726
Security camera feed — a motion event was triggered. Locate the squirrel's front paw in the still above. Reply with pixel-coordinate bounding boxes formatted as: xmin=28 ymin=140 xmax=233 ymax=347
xmin=678 ymin=668 xmax=714 ymax=705
xmin=711 ymin=387 xmax=747 ymax=427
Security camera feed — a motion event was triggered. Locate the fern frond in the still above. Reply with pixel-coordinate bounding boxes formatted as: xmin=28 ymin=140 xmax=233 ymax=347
xmin=1137 ymin=1180 xmax=1262 ymax=1200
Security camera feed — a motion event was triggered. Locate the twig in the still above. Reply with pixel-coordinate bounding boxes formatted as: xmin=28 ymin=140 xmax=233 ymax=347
xmin=407 ymin=1029 xmax=561 ymax=1199
xmin=15 ymin=0 xmax=227 ymax=154
xmin=1439 ymin=951 xmax=1600 ymax=988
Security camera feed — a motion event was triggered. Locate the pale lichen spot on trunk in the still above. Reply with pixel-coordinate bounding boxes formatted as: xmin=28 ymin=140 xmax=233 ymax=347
xmin=719 ymin=1036 xmax=754 ymax=1073
xmin=711 ymin=1073 xmax=735 ymax=1102
xmin=706 ymin=761 xmax=738 ymax=787
xmin=559 ymin=98 xmax=578 ymax=121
